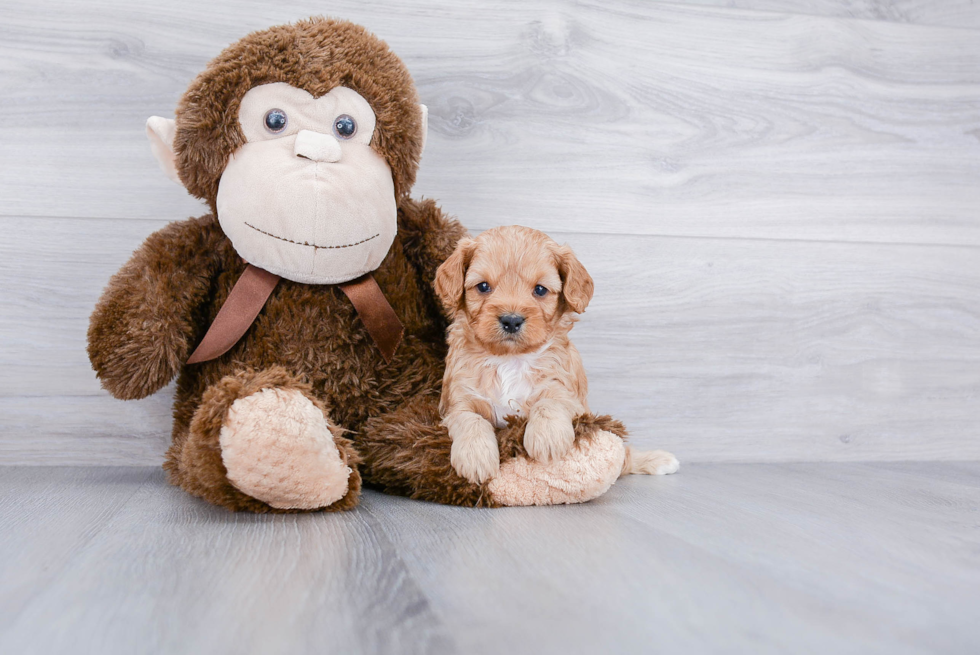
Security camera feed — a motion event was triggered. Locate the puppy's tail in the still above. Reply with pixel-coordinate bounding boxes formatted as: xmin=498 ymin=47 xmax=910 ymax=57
xmin=621 ymin=447 xmax=680 ymax=477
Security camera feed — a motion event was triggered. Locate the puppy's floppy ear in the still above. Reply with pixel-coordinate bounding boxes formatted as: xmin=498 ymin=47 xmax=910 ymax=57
xmin=434 ymin=237 xmax=476 ymax=314
xmin=556 ymin=244 xmax=594 ymax=314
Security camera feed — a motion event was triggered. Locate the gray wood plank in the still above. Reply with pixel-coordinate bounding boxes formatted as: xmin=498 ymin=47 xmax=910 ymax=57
xmin=0 ymin=216 xmax=160 ymax=397
xmin=0 ymin=467 xmax=154 ymax=634
xmin=867 ymin=460 xmax=980 ymax=488
xmin=667 ymin=0 xmax=980 ymax=30
xmin=3 ymin=464 xmax=977 ymax=654
xmin=1 ymin=1 xmax=978 ymax=245
xmin=611 ymin=463 xmax=980 ymax=604
xmin=0 ymin=468 xmax=455 ymax=655
xmin=0 ymin=393 xmax=173 ymax=465
xmin=570 ymin=232 xmax=980 ymax=462
xmin=360 ymin=463 xmax=980 ymax=654
xmin=4 ymin=217 xmax=977 ymax=464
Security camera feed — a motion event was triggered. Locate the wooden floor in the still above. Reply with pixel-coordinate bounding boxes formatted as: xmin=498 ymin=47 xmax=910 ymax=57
xmin=1 ymin=463 xmax=977 ymax=654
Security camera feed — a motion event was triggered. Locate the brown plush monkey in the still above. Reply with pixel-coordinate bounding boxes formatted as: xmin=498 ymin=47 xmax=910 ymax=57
xmin=88 ymin=17 xmax=630 ymax=512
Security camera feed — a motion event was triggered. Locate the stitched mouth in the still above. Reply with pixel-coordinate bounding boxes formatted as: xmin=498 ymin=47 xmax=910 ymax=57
xmin=244 ymin=222 xmax=379 ymax=251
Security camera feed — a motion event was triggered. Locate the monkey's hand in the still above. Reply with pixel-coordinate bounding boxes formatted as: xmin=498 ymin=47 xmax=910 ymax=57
xmin=445 ymin=411 xmax=499 ymax=484
xmin=87 ymin=215 xmax=222 ymax=400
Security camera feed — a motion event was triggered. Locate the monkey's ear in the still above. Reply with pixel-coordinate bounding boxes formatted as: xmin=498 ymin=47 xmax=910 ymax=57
xmin=145 ymin=116 xmax=181 ymax=185
xmin=419 ymin=104 xmax=429 ymax=155
xmin=556 ymin=245 xmax=594 ymax=314
xmin=434 ymin=237 xmax=475 ymax=315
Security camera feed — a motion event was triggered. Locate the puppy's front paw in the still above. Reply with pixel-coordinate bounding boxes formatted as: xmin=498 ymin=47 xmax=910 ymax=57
xmin=524 ymin=412 xmax=575 ymax=463
xmin=450 ymin=421 xmax=500 ymax=484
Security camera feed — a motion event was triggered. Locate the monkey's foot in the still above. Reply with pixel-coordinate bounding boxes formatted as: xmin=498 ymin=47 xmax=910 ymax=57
xmin=488 ymin=430 xmax=626 ymax=506
xmin=220 ymin=387 xmax=351 ymax=510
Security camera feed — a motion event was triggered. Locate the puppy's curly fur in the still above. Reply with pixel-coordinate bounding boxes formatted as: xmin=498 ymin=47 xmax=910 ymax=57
xmin=436 ymin=226 xmax=679 ymax=483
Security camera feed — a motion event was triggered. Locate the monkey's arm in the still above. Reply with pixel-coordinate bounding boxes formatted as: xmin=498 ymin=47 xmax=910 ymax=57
xmin=397 ymin=197 xmax=469 ymax=296
xmin=87 ymin=215 xmax=224 ymax=400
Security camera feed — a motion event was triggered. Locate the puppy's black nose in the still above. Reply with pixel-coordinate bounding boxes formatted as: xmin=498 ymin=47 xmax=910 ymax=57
xmin=499 ymin=313 xmax=525 ymax=334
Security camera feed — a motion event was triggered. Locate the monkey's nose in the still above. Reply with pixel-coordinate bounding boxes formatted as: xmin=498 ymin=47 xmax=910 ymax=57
xmin=499 ymin=313 xmax=525 ymax=334
xmin=294 ymin=130 xmax=342 ymax=163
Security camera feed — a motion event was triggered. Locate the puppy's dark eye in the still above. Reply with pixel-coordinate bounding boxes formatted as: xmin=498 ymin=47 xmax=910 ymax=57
xmin=533 ymin=285 xmax=548 ymax=297
xmin=334 ymin=114 xmax=357 ymax=139
xmin=476 ymin=282 xmax=491 ymax=293
xmin=264 ymin=109 xmax=287 ymax=133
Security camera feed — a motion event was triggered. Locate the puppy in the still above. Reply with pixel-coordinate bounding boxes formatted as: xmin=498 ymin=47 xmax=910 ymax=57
xmin=434 ymin=225 xmax=679 ymax=484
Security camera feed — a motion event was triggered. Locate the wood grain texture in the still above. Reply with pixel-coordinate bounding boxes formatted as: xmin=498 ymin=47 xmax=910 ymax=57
xmin=602 ymin=462 xmax=980 ymax=653
xmin=2 ymin=464 xmax=977 ymax=654
xmin=0 ymin=467 xmax=155 ymax=635
xmin=570 ymin=232 xmax=980 ymax=461
xmin=0 ymin=394 xmax=173 ymax=465
xmin=0 ymin=217 xmax=162 ymax=397
xmin=0 ymin=468 xmax=455 ymax=655
xmin=3 ymin=218 xmax=978 ymax=464
xmin=0 ymin=0 xmax=978 ymax=244
xmin=2 ymin=2 xmax=979 ymax=464
xmin=367 ymin=463 xmax=980 ymax=654
xmin=669 ymin=0 xmax=980 ymax=29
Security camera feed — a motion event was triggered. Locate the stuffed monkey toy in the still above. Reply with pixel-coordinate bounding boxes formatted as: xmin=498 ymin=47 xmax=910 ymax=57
xmin=87 ymin=17 xmax=630 ymax=512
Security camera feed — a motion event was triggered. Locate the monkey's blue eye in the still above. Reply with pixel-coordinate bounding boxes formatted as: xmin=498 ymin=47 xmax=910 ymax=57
xmin=476 ymin=282 xmax=491 ymax=293
xmin=264 ymin=109 xmax=287 ymax=133
xmin=334 ymin=114 xmax=356 ymax=139
xmin=533 ymin=285 xmax=548 ymax=297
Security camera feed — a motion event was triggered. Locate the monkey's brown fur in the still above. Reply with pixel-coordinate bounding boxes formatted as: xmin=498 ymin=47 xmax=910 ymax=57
xmin=174 ymin=17 xmax=424 ymax=212
xmin=88 ymin=18 xmax=625 ymax=512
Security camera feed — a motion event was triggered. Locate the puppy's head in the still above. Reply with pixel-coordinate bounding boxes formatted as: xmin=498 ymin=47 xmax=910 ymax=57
xmin=435 ymin=226 xmax=594 ymax=355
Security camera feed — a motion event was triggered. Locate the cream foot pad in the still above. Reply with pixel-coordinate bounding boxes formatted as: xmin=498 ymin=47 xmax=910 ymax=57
xmin=220 ymin=388 xmax=351 ymax=509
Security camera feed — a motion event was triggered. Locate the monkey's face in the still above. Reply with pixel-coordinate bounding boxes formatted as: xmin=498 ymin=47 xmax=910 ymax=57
xmin=215 ymin=83 xmax=397 ymax=284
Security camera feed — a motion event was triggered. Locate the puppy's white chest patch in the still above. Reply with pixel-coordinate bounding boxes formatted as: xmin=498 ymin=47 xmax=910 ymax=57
xmin=484 ymin=354 xmax=539 ymax=429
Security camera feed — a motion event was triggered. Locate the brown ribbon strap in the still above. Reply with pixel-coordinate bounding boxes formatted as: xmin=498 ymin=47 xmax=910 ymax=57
xmin=339 ymin=274 xmax=404 ymax=364
xmin=187 ymin=265 xmax=280 ymax=364
xmin=186 ymin=267 xmax=403 ymax=365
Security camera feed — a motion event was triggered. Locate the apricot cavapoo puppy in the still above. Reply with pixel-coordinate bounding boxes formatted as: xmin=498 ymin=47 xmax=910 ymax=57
xmin=434 ymin=225 xmax=679 ymax=484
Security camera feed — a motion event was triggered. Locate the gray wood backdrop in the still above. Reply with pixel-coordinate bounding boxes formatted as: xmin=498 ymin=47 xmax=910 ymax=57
xmin=1 ymin=0 xmax=978 ymax=465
